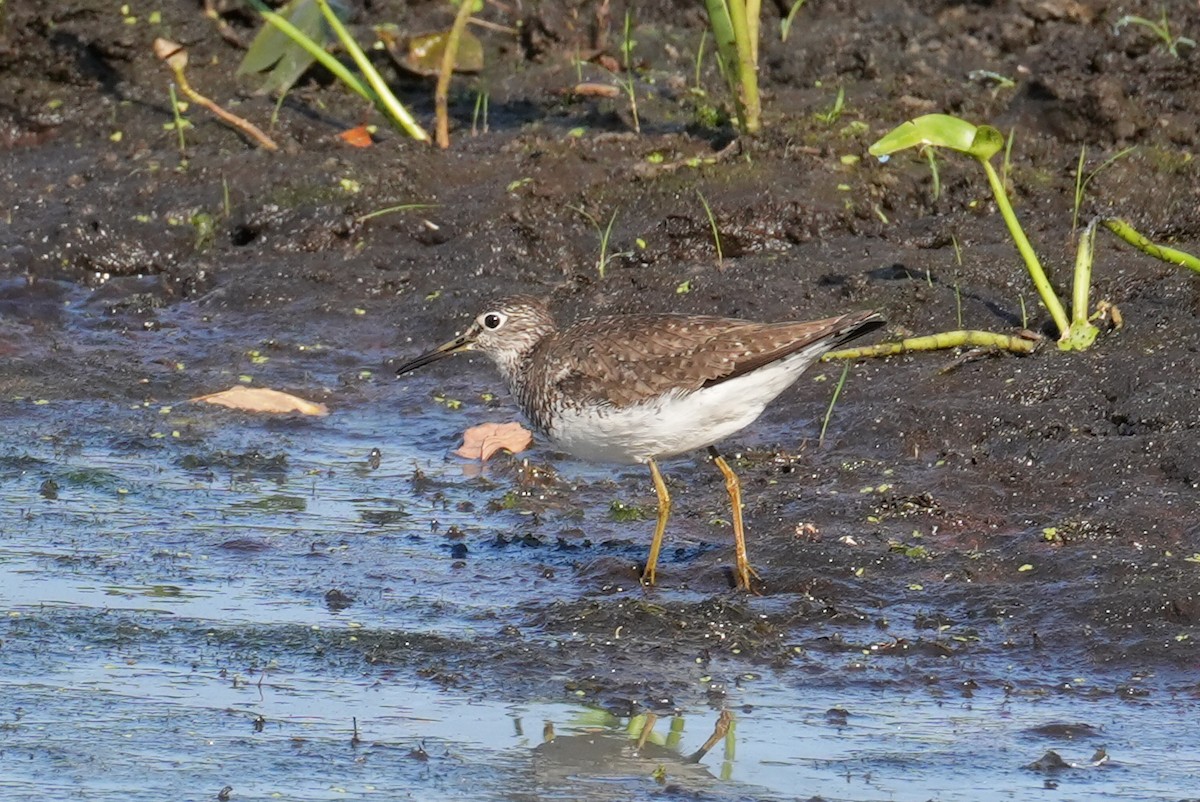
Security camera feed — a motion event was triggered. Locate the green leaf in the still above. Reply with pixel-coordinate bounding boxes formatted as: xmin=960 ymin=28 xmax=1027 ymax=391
xmin=241 ymin=0 xmax=317 ymax=73
xmin=869 ymin=114 xmax=1004 ymax=161
xmin=1057 ymin=321 xmax=1099 ymax=351
xmin=967 ymin=125 xmax=1005 ymax=160
xmin=240 ymin=0 xmax=345 ymax=95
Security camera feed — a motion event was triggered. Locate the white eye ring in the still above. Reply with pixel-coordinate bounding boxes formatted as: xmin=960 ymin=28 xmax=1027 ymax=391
xmin=480 ymin=311 xmax=507 ymax=330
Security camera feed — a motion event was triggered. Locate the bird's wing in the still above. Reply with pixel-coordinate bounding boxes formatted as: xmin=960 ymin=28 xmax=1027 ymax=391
xmin=538 ymin=311 xmax=880 ymax=409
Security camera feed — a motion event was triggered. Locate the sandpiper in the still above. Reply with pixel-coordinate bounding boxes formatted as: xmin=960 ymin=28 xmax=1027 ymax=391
xmin=396 ymin=296 xmax=883 ymax=590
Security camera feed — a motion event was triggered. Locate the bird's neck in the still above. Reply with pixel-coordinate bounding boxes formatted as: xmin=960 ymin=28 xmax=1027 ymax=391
xmin=491 ymin=347 xmax=532 ymax=390
xmin=493 ymin=335 xmax=554 ymax=434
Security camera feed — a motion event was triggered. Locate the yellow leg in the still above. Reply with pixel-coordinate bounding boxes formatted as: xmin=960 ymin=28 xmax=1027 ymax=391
xmin=634 ymin=712 xmax=658 ymax=753
xmin=685 ymin=709 xmax=732 ymax=764
xmin=642 ymin=458 xmax=671 ymax=586
xmin=711 ymin=452 xmax=759 ymax=591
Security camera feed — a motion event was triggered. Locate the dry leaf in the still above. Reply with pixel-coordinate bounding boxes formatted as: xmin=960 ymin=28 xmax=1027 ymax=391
xmin=572 ymin=82 xmax=621 ymax=99
xmin=378 ymin=25 xmax=484 ymax=77
xmin=593 ymin=53 xmax=621 ymax=73
xmin=338 ymin=125 xmax=373 ymax=147
xmin=403 ymin=29 xmax=485 ymax=76
xmin=153 ymin=37 xmax=188 ymax=71
xmin=454 ymin=422 xmax=532 ymax=461
xmin=192 ymin=386 xmax=329 ymax=416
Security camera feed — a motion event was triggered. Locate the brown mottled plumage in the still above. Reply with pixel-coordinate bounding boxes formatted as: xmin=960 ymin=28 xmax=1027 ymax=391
xmin=536 ymin=311 xmax=881 ymax=409
xmin=396 ymin=296 xmax=883 ymax=589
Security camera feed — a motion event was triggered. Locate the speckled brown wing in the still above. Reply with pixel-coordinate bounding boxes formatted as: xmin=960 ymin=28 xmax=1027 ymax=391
xmin=537 ymin=311 xmax=881 ymax=409
xmin=703 ymin=310 xmax=883 ymax=385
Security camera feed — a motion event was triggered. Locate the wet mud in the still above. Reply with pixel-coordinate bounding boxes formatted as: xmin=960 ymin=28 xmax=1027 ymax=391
xmin=2 ymin=0 xmax=1199 ymax=799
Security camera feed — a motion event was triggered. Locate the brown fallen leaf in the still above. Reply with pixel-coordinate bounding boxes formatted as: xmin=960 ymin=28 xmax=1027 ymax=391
xmin=192 ymin=386 xmax=329 ymax=416
xmin=338 ymin=125 xmax=374 ymax=148
xmin=377 ymin=24 xmax=484 ymax=77
xmin=454 ymin=422 xmax=532 ymax=461
xmin=572 ymin=82 xmax=621 ymax=99
xmin=593 ymin=53 xmax=621 ymax=73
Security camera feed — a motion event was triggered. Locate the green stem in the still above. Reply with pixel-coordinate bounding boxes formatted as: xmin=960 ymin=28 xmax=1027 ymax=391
xmin=824 ymin=329 xmax=1039 ymax=359
xmin=1061 ymin=221 xmax=1100 ymax=351
xmin=168 ymin=84 xmax=187 ymax=156
xmin=314 ymin=0 xmax=430 ymax=141
xmin=819 ymin=361 xmax=850 ymax=447
xmin=745 ymin=0 xmax=760 ymax=66
xmin=978 ymin=157 xmax=1071 ymax=337
xmin=1072 ymin=221 xmax=1096 ymax=328
xmin=704 ymin=0 xmax=736 ymax=65
xmin=703 ymin=0 xmax=742 ymax=122
xmin=725 ymin=0 xmax=761 ymax=133
xmin=1102 ymin=218 xmax=1200 ymax=274
xmin=696 ymin=190 xmax=724 ymax=267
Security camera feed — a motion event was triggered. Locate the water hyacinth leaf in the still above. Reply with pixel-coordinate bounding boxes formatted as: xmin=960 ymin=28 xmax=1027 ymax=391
xmin=870 ymin=114 xmax=999 ymax=159
xmin=967 ymin=125 xmax=1005 ymax=160
xmin=239 ymin=0 xmax=321 ymax=72
xmin=243 ymin=0 xmax=371 ymax=105
xmin=248 ymin=44 xmax=315 ymax=96
xmin=239 ymin=0 xmax=345 ymax=95
xmin=396 ymin=28 xmax=485 ymax=76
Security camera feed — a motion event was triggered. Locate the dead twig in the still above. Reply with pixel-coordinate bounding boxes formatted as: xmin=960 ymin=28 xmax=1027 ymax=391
xmin=202 ymin=0 xmax=248 ymax=49
xmin=435 ymin=0 xmax=476 ymax=149
xmin=154 ymin=38 xmax=279 ymax=152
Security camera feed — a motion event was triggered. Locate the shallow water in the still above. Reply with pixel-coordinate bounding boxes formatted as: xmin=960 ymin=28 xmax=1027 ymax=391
xmin=2 ymin=399 xmax=1198 ymax=801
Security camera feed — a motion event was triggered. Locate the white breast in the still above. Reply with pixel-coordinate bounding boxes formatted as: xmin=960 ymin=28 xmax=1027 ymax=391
xmin=546 ymin=344 xmax=830 ymax=464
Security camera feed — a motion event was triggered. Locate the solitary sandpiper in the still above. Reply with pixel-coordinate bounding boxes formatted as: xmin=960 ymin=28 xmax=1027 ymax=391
xmin=396 ymin=296 xmax=883 ymax=590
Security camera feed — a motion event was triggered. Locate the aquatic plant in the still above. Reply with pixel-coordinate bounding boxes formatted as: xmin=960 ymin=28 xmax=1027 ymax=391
xmin=695 ymin=190 xmax=724 ymax=268
xmin=813 ymin=86 xmax=845 ymax=125
xmin=619 ymin=9 xmax=642 ymax=134
xmin=1072 ymin=145 xmax=1136 ymax=233
xmin=243 ymin=0 xmax=430 ymax=142
xmin=166 ymin=84 xmax=190 ymax=158
xmin=702 ymin=0 xmax=761 ymax=133
xmin=155 ymin=38 xmax=278 ymax=152
xmin=1114 ymin=8 xmax=1195 ymax=58
xmin=432 ymin=0 xmax=477 ymax=147
xmin=569 ymin=206 xmax=624 ymax=278
xmin=868 ymin=113 xmax=1200 ymax=352
xmin=818 ymin=361 xmax=849 ymax=447
xmin=780 ymin=0 xmax=808 ymax=41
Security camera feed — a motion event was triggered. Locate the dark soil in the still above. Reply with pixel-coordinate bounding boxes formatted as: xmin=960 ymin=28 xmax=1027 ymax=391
xmin=3 ymin=0 xmax=1199 ymax=714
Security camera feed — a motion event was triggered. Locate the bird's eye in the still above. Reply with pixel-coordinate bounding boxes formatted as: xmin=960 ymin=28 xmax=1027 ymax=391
xmin=482 ymin=312 xmax=505 ymax=330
